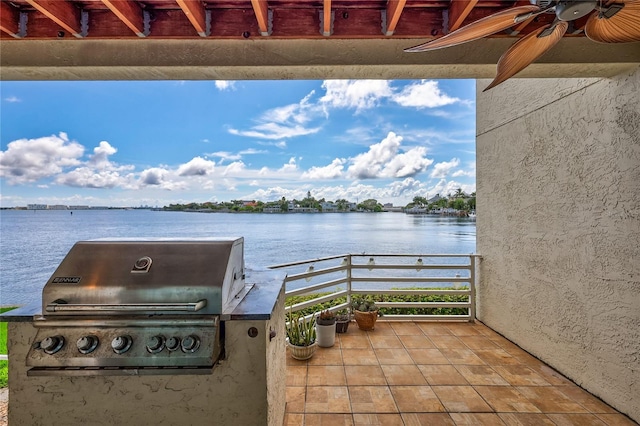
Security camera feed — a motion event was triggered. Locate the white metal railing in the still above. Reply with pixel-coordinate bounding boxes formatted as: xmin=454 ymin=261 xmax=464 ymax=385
xmin=269 ymin=253 xmax=481 ymax=322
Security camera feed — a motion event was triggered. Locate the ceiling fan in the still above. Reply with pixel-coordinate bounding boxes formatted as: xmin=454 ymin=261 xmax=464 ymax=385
xmin=405 ymin=0 xmax=640 ymax=91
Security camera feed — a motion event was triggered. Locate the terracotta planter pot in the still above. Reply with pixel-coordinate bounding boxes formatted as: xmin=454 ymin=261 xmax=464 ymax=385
xmin=287 ymin=341 xmax=318 ymax=360
xmin=354 ymin=310 xmax=378 ymax=331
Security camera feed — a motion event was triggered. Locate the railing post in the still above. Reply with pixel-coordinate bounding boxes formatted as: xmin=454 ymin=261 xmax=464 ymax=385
xmin=469 ymin=255 xmax=476 ymax=322
xmin=346 ymin=254 xmax=352 ymax=310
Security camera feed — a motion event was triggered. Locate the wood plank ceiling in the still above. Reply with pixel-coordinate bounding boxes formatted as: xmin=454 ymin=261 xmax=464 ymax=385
xmin=1 ymin=0 xmax=585 ymax=40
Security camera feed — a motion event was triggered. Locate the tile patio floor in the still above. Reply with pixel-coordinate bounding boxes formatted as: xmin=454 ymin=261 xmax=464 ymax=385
xmin=284 ymin=321 xmax=637 ymax=426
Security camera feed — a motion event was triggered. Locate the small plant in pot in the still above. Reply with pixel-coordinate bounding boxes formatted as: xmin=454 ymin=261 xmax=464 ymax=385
xmin=286 ymin=313 xmax=317 ymax=360
xmin=316 ymin=310 xmax=337 ymax=347
xmin=351 ymin=296 xmax=382 ymax=331
xmin=335 ymin=309 xmax=350 ymax=333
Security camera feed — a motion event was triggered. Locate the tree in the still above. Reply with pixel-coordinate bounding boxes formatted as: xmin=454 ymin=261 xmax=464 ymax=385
xmin=454 ymin=188 xmax=464 ymax=198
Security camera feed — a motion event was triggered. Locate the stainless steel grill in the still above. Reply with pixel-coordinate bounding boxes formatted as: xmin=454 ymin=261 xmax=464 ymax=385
xmin=26 ymin=238 xmax=249 ymax=376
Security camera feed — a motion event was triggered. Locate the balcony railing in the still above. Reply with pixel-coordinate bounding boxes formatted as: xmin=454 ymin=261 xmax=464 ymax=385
xmin=269 ymin=253 xmax=481 ymax=322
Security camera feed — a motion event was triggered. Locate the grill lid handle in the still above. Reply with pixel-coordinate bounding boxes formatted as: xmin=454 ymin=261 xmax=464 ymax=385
xmin=45 ymin=299 xmax=207 ymax=313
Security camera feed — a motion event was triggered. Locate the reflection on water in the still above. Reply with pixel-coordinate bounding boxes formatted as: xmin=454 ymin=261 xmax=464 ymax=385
xmin=0 ymin=210 xmax=475 ymax=305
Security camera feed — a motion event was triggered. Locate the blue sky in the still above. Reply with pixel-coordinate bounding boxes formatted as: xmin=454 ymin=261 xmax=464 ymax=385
xmin=0 ymin=79 xmax=476 ymax=208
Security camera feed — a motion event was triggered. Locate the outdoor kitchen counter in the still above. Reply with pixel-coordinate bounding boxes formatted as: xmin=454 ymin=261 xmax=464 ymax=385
xmin=1 ymin=268 xmax=287 ymax=322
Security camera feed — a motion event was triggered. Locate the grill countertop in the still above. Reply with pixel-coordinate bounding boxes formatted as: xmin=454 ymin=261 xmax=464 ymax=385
xmin=1 ymin=269 xmax=286 ymax=323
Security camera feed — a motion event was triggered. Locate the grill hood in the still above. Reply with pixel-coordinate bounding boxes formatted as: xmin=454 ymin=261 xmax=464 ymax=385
xmin=42 ymin=238 xmax=245 ymax=316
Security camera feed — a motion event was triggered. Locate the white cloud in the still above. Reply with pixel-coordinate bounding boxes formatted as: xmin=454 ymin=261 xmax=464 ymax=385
xmin=4 ymin=96 xmax=21 ymax=103
xmin=140 ymin=168 xmax=168 ymax=186
xmin=429 ymin=179 xmax=475 ymax=198
xmin=430 ymin=158 xmax=460 ymax=179
xmin=229 ymin=91 xmax=322 ymax=140
xmin=279 ymin=157 xmax=299 ymax=173
xmin=0 ymin=133 xmax=84 ymax=184
xmin=302 ymin=158 xmax=345 ymax=179
xmin=393 ymin=80 xmax=460 ymax=109
xmin=320 ymin=80 xmax=393 ymax=112
xmin=452 ymin=161 xmax=476 ymax=178
xmin=223 ymin=161 xmax=247 ymax=176
xmin=177 ymin=157 xmax=215 ymax=176
xmin=346 ymin=132 xmax=432 ymax=179
xmin=215 ymin=81 xmax=236 ymax=91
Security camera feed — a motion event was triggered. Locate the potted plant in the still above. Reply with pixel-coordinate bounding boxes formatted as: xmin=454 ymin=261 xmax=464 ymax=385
xmin=351 ymin=296 xmax=382 ymax=331
xmin=335 ymin=309 xmax=350 ymax=333
xmin=285 ymin=313 xmax=317 ymax=360
xmin=316 ymin=310 xmax=336 ymax=347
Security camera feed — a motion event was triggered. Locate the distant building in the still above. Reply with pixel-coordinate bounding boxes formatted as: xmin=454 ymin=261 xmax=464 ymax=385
xmin=48 ymin=205 xmax=68 ymax=210
xmin=26 ymin=204 xmax=47 ymax=210
xmin=321 ymin=202 xmax=338 ymax=212
xmin=69 ymin=205 xmax=90 ymax=210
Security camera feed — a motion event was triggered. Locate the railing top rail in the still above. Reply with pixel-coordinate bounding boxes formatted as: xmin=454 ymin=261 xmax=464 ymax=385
xmin=270 ymin=253 xmax=481 ymax=269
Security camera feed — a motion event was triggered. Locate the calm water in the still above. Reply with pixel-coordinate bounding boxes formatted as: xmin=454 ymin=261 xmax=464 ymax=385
xmin=0 ymin=210 xmax=476 ymax=305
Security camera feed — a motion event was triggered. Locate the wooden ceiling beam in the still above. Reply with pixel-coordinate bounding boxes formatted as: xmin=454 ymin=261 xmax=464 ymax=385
xmin=101 ymin=0 xmax=146 ymax=37
xmin=250 ymin=0 xmax=271 ymax=36
xmin=385 ymin=0 xmax=407 ymax=36
xmin=176 ymin=0 xmax=208 ymax=37
xmin=322 ymin=0 xmax=332 ymax=36
xmin=1 ymin=1 xmax=21 ymax=38
xmin=24 ymin=0 xmax=83 ymax=38
xmin=448 ymin=0 xmax=479 ymax=32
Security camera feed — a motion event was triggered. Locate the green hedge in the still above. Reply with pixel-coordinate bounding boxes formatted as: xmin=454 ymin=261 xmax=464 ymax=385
xmin=285 ymin=287 xmax=469 ymax=317
xmin=1 ymin=306 xmax=17 ymax=388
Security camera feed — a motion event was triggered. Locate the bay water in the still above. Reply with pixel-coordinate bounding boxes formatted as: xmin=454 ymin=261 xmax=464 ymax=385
xmin=0 ymin=210 xmax=476 ymax=306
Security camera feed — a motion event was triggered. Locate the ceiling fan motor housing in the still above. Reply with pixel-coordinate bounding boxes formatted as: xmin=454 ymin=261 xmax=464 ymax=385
xmin=530 ymin=0 xmax=557 ymax=9
xmin=555 ymin=0 xmax=597 ymax=20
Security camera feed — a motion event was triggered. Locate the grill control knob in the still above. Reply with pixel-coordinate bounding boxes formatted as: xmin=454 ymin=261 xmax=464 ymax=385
xmin=77 ymin=335 xmax=99 ymax=354
xmin=146 ymin=335 xmax=165 ymax=353
xmin=166 ymin=337 xmax=180 ymax=352
xmin=111 ymin=335 xmax=132 ymax=354
xmin=181 ymin=335 xmax=200 ymax=353
xmin=41 ymin=335 xmax=65 ymax=354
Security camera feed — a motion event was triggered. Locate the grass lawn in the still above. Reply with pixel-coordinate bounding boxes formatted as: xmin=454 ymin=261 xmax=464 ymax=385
xmin=0 ymin=306 xmax=17 ymax=388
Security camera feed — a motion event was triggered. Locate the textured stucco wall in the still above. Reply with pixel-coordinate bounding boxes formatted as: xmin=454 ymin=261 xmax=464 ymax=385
xmin=476 ymin=67 xmax=640 ymax=421
xmin=8 ymin=309 xmax=285 ymax=425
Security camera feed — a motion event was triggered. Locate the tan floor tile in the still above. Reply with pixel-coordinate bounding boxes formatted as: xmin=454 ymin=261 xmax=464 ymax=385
xmin=516 ymin=386 xmax=588 ymax=413
xmin=431 ymin=386 xmax=493 ymax=412
xmin=408 ymin=348 xmax=450 ymax=365
xmin=473 ymin=348 xmax=519 ymax=365
xmin=398 ymin=334 xmax=435 ymax=348
xmin=430 ymin=335 xmax=467 ymax=349
xmin=368 ymin=322 xmax=396 ymax=335
xmin=417 ymin=323 xmax=453 ymax=336
xmin=546 ymin=413 xmax=608 ymax=426
xmin=390 ymin=322 xmax=424 ymax=335
xmin=309 ymin=347 xmax=343 ymax=365
xmin=342 ymin=348 xmax=379 ymax=365
xmin=445 ymin=323 xmax=483 ymax=336
xmin=370 ymin=334 xmax=404 ymax=349
xmin=401 ymin=413 xmax=456 ymax=426
xmin=353 ymin=413 xmax=404 ymax=425
xmin=308 ymin=365 xmax=347 ymax=386
xmin=595 ymin=413 xmax=640 ymax=426
xmin=349 ymin=386 xmax=398 ymax=413
xmin=474 ymin=386 xmax=542 ymax=412
xmin=418 ymin=364 xmax=468 ymax=385
xmin=286 ymin=386 xmax=306 ymax=413
xmin=390 ymin=385 xmax=445 ymax=413
xmin=529 ymin=364 xmax=574 ymax=386
xmin=375 ymin=348 xmax=414 ymax=364
xmin=449 ymin=413 xmax=505 ymax=425
xmin=345 ymin=365 xmax=387 ymax=386
xmin=340 ymin=335 xmax=372 ymax=349
xmin=305 ymin=386 xmax=351 ymax=413
xmin=284 ymin=413 xmax=305 ymax=425
xmin=557 ymin=385 xmax=619 ymax=414
xmin=381 ymin=364 xmax=427 ymax=385
xmin=493 ymin=365 xmax=551 ymax=386
xmin=459 ymin=335 xmax=498 ymax=349
xmin=305 ymin=413 xmax=355 ymax=425
xmin=455 ymin=365 xmax=509 ymax=385
xmin=498 ymin=413 xmax=556 ymax=425
xmin=440 ymin=348 xmax=486 ymax=365
xmin=287 ymin=365 xmax=307 ymax=386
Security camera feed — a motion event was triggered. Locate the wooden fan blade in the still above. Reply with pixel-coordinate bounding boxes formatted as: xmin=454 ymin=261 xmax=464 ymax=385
xmin=405 ymin=5 xmax=540 ymax=52
xmin=484 ymin=22 xmax=569 ymax=92
xmin=585 ymin=1 xmax=640 ymax=43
